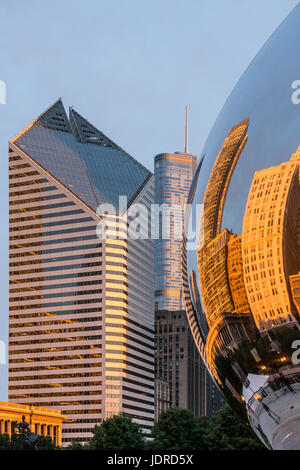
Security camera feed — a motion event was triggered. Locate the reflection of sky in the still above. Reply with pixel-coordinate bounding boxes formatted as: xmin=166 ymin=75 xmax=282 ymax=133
xmin=187 ymin=4 xmax=300 ymax=332
xmin=205 ymin=6 xmax=300 ymax=236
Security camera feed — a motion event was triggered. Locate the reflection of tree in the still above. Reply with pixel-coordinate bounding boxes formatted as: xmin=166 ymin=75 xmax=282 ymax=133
xmin=268 ymin=325 xmax=300 ymax=358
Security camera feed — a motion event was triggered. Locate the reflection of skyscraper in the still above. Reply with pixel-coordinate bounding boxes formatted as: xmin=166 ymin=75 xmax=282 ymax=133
xmin=242 ymin=147 xmax=300 ymax=331
xmin=195 ymin=118 xmax=255 ymax=379
xmin=205 ymin=312 xmax=256 ymax=382
xmin=198 ymin=229 xmax=234 ymax=327
xmin=190 ymin=270 xmax=208 ymax=337
xmin=201 ymin=118 xmax=249 ymax=246
xmin=198 ymin=118 xmax=249 ymax=328
xmin=227 ymin=234 xmax=250 ymax=314
xmin=290 ymin=272 xmax=300 ymax=315
xmin=8 ymin=100 xmax=155 ymax=445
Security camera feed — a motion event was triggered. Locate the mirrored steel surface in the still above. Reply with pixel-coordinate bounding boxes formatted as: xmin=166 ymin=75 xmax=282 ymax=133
xmin=183 ymin=5 xmax=300 ymax=449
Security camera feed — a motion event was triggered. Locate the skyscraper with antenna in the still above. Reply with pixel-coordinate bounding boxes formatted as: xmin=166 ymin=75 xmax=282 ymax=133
xmin=154 ymin=106 xmax=197 ymax=311
xmin=153 ymin=108 xmax=223 ymax=417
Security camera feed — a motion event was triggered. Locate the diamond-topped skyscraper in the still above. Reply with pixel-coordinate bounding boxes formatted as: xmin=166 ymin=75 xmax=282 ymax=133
xmin=8 ymin=100 xmax=155 ymax=446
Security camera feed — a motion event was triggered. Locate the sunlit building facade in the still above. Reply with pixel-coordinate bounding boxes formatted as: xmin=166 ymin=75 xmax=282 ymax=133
xmin=0 ymin=401 xmax=65 ymax=446
xmin=183 ymin=5 xmax=300 ymax=448
xmin=200 ymin=118 xmax=249 ymax=246
xmin=242 ymin=147 xmax=300 ymax=331
xmin=8 ymin=100 xmax=155 ymax=446
xmin=290 ymin=272 xmax=300 ymax=315
xmin=227 ymin=234 xmax=250 ymax=315
xmin=194 ymin=118 xmax=257 ymax=379
xmin=197 ymin=119 xmax=249 ymax=327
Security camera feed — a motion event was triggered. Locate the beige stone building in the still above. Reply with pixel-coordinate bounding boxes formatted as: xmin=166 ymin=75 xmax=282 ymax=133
xmin=0 ymin=401 xmax=65 ymax=446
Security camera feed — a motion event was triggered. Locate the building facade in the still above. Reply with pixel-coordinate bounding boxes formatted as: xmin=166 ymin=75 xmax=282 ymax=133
xmin=155 ymin=310 xmax=223 ymax=417
xmin=197 ymin=118 xmax=249 ymax=327
xmin=154 ymin=378 xmax=170 ymax=421
xmin=154 ymin=152 xmax=197 ymax=311
xmin=242 ymin=146 xmax=300 ymax=331
xmin=8 ymin=100 xmax=155 ymax=446
xmin=0 ymin=401 xmax=65 ymax=446
xmin=154 ymin=147 xmax=223 ymax=417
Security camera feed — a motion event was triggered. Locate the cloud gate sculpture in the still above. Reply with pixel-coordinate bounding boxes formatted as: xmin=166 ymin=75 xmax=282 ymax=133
xmin=182 ymin=4 xmax=300 ymax=450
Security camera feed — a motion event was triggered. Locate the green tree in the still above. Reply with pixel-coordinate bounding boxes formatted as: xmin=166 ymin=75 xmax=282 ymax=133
xmin=0 ymin=433 xmax=60 ymax=450
xmin=87 ymin=414 xmax=145 ymax=450
xmin=65 ymin=438 xmax=86 ymax=450
xmin=151 ymin=408 xmax=198 ymax=451
xmin=0 ymin=433 xmax=14 ymax=450
xmin=191 ymin=416 xmax=210 ymax=451
xmin=206 ymin=405 xmax=265 ymax=451
xmin=33 ymin=435 xmax=60 ymax=450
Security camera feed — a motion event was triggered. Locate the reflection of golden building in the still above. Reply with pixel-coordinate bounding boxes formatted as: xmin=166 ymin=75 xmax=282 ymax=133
xmin=227 ymin=234 xmax=250 ymax=314
xmin=198 ymin=229 xmax=234 ymax=327
xmin=197 ymin=118 xmax=252 ymax=376
xmin=290 ymin=272 xmax=300 ymax=315
xmin=198 ymin=118 xmax=249 ymax=327
xmin=0 ymin=401 xmax=65 ymax=446
xmin=201 ymin=118 xmax=249 ymax=246
xmin=242 ymin=147 xmax=300 ymax=331
xmin=205 ymin=313 xmax=256 ymax=383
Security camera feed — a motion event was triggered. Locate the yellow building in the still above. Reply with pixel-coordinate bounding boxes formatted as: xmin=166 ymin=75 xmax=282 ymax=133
xmin=198 ymin=228 xmax=234 ymax=327
xmin=198 ymin=118 xmax=249 ymax=327
xmin=290 ymin=272 xmax=300 ymax=315
xmin=196 ymin=118 xmax=254 ymax=375
xmin=227 ymin=234 xmax=251 ymax=314
xmin=242 ymin=147 xmax=300 ymax=331
xmin=205 ymin=312 xmax=256 ymax=382
xmin=200 ymin=117 xmax=249 ymax=246
xmin=0 ymin=401 xmax=65 ymax=446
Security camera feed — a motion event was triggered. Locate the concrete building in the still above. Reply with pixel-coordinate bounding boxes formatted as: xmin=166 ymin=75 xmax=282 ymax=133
xmin=8 ymin=99 xmax=155 ymax=446
xmin=0 ymin=401 xmax=65 ymax=446
xmin=154 ymin=378 xmax=170 ymax=421
xmin=155 ymin=310 xmax=223 ymax=417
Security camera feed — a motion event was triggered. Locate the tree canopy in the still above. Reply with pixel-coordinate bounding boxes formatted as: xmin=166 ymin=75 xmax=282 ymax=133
xmin=0 ymin=433 xmax=59 ymax=450
xmin=87 ymin=413 xmax=145 ymax=450
xmin=150 ymin=405 xmax=265 ymax=451
xmin=150 ymin=408 xmax=197 ymax=451
xmin=205 ymin=405 xmax=265 ymax=451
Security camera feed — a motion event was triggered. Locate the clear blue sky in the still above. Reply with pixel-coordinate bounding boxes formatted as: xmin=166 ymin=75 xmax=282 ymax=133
xmin=0 ymin=0 xmax=298 ymax=400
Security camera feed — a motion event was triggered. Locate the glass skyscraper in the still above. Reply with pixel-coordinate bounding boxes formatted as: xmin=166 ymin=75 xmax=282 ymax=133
xmin=154 ymin=147 xmax=223 ymax=416
xmin=154 ymin=152 xmax=197 ymax=311
xmin=8 ymin=99 xmax=155 ymax=446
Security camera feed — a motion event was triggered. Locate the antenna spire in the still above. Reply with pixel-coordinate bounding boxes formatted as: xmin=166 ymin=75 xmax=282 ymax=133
xmin=185 ymin=105 xmax=189 ymax=153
